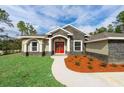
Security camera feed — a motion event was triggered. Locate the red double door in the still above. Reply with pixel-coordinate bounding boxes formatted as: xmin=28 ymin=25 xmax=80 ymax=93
xmin=55 ymin=42 xmax=64 ymax=53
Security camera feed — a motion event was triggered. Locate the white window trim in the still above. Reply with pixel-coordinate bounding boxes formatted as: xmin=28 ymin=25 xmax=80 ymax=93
xmin=73 ymin=40 xmax=83 ymax=52
xmin=31 ymin=41 xmax=38 ymax=52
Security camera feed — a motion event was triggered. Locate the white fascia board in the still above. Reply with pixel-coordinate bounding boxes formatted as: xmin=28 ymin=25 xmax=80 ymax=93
xmin=46 ymin=27 xmax=60 ymax=35
xmin=85 ymin=37 xmax=124 ymax=43
xmin=18 ymin=36 xmax=45 ymax=39
xmin=108 ymin=37 xmax=124 ymax=40
xmin=85 ymin=38 xmax=108 ymax=43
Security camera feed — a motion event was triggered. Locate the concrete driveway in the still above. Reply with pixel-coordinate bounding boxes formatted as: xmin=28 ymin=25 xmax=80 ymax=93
xmin=51 ymin=55 xmax=124 ymax=87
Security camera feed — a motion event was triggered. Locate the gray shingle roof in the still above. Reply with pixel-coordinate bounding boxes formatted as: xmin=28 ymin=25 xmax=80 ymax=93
xmin=63 ymin=24 xmax=86 ymax=35
xmin=88 ymin=32 xmax=124 ymax=41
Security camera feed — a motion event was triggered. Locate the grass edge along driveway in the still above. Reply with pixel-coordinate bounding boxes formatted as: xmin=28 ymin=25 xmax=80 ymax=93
xmin=0 ymin=54 xmax=64 ymax=87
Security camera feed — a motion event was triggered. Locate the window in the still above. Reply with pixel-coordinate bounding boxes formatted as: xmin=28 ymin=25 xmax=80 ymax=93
xmin=73 ymin=40 xmax=82 ymax=51
xmin=31 ymin=41 xmax=38 ymax=52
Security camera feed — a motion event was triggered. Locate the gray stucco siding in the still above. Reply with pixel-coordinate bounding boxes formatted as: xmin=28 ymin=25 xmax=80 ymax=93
xmin=63 ymin=26 xmax=85 ymax=40
xmin=66 ymin=27 xmax=85 ymax=54
xmin=52 ymin=29 xmax=68 ymax=37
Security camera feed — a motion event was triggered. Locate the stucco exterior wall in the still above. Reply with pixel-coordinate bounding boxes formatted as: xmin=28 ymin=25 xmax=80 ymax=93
xmin=21 ymin=39 xmax=28 ymax=52
xmin=21 ymin=38 xmax=43 ymax=53
xmin=43 ymin=39 xmax=49 ymax=52
xmin=86 ymin=40 xmax=109 ymax=55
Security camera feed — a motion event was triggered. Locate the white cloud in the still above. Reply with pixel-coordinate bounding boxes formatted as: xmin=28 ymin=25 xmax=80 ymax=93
xmin=97 ymin=6 xmax=124 ymax=28
xmin=78 ymin=6 xmax=124 ymax=34
xmin=0 ymin=5 xmax=124 ymax=36
xmin=78 ymin=25 xmax=96 ymax=34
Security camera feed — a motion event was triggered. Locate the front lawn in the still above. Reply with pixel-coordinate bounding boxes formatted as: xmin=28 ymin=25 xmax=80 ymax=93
xmin=0 ymin=54 xmax=64 ymax=87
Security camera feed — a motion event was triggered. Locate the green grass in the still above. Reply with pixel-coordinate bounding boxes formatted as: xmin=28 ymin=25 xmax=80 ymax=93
xmin=0 ymin=54 xmax=64 ymax=87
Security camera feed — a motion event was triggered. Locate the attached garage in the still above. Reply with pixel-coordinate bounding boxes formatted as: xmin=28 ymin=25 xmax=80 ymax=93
xmin=85 ymin=32 xmax=124 ymax=64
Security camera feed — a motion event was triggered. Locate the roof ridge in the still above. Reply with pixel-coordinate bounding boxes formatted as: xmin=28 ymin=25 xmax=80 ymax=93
xmin=62 ymin=24 xmax=86 ymax=35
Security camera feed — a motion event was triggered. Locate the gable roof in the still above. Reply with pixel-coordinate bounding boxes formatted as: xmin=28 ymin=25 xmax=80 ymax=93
xmin=62 ymin=24 xmax=86 ymax=35
xmin=46 ymin=27 xmax=73 ymax=35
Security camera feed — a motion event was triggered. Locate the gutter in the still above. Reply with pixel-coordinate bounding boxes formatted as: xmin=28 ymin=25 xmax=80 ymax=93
xmin=18 ymin=36 xmax=46 ymax=39
xmin=85 ymin=37 xmax=124 ymax=43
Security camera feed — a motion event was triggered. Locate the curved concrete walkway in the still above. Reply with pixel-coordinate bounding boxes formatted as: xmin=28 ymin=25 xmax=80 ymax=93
xmin=51 ymin=55 xmax=124 ymax=87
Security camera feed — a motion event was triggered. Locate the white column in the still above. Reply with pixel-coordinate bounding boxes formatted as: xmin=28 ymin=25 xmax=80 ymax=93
xmin=21 ymin=42 xmax=24 ymax=52
xmin=23 ymin=43 xmax=27 ymax=52
xmin=49 ymin=38 xmax=52 ymax=53
xmin=39 ymin=40 xmax=42 ymax=52
xmin=67 ymin=38 xmax=70 ymax=52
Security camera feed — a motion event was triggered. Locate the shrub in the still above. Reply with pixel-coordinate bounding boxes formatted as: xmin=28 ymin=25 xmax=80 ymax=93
xmin=88 ymin=57 xmax=94 ymax=61
xmin=100 ymin=62 xmax=107 ymax=67
xmin=111 ymin=64 xmax=117 ymax=67
xmin=75 ymin=61 xmax=80 ymax=66
xmin=83 ymin=54 xmax=87 ymax=57
xmin=87 ymin=65 xmax=93 ymax=69
xmin=121 ymin=65 xmax=124 ymax=67
xmin=79 ymin=59 xmax=82 ymax=62
xmin=88 ymin=61 xmax=91 ymax=64
xmin=75 ymin=55 xmax=77 ymax=58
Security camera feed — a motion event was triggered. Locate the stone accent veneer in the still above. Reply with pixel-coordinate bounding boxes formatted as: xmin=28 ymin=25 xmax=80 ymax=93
xmin=86 ymin=40 xmax=124 ymax=64
xmin=87 ymin=52 xmax=108 ymax=63
xmin=108 ymin=40 xmax=124 ymax=64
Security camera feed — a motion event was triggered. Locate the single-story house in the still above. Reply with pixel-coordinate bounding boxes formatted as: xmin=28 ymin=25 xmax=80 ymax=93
xmin=19 ymin=24 xmax=124 ymax=64
xmin=19 ymin=24 xmax=86 ymax=56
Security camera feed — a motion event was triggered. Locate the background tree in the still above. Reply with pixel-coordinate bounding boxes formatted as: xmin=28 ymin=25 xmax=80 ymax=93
xmin=117 ymin=11 xmax=124 ymax=24
xmin=88 ymin=11 xmax=124 ymax=35
xmin=29 ymin=25 xmax=37 ymax=35
xmin=0 ymin=8 xmax=22 ymax=55
xmin=96 ymin=27 xmax=107 ymax=33
xmin=115 ymin=25 xmax=121 ymax=33
xmin=0 ymin=8 xmax=13 ymax=32
xmin=0 ymin=8 xmax=15 ymax=55
xmin=89 ymin=32 xmax=93 ymax=35
xmin=17 ymin=21 xmax=37 ymax=36
xmin=17 ymin=21 xmax=27 ymax=35
xmin=107 ymin=24 xmax=114 ymax=32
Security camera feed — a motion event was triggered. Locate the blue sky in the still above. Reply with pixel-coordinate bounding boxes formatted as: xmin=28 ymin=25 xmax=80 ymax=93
xmin=0 ymin=5 xmax=124 ymax=37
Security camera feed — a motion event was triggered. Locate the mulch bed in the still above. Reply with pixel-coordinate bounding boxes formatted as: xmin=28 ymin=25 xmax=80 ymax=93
xmin=64 ymin=55 xmax=124 ymax=73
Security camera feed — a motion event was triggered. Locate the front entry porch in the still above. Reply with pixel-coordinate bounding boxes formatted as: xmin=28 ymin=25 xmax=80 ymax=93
xmin=48 ymin=35 xmax=70 ymax=55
